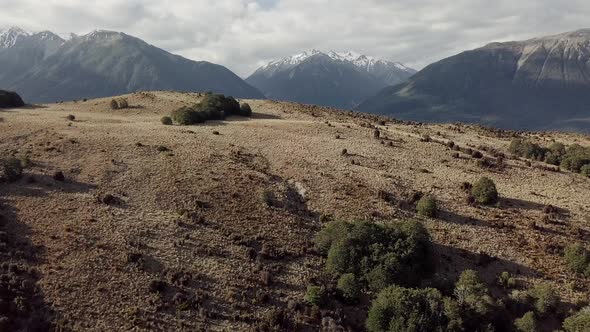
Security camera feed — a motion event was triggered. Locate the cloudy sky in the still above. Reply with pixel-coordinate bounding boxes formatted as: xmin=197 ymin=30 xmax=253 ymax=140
xmin=2 ymin=0 xmax=590 ymax=77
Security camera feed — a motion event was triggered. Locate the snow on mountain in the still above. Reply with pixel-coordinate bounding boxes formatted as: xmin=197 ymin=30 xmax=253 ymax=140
xmin=0 ymin=26 xmax=30 ymax=48
xmin=258 ymin=50 xmax=415 ymax=77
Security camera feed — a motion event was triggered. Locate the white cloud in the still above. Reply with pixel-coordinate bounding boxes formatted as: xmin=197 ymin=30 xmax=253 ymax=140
xmin=2 ymin=0 xmax=590 ymax=77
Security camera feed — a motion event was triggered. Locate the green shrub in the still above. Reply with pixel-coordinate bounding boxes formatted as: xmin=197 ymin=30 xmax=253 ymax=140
xmin=0 ymin=158 xmax=24 ymax=182
xmin=416 ymin=195 xmax=437 ymax=218
xmin=509 ymin=139 xmax=547 ymax=160
xmin=563 ymin=307 xmax=590 ymax=332
xmin=161 ymin=116 xmax=173 ymax=125
xmin=560 ymin=144 xmax=590 ymax=173
xmin=366 ymin=286 xmax=456 ymax=332
xmin=528 ymin=284 xmax=559 ymax=315
xmin=545 ymin=142 xmax=566 ymax=165
xmin=314 ymin=220 xmax=349 ymax=255
xmin=337 ymin=273 xmax=360 ymax=303
xmin=169 ymin=94 xmax=248 ymax=125
xmin=471 ymin=177 xmax=498 ymax=205
xmin=454 ymin=270 xmax=493 ymax=315
xmin=66 ymin=114 xmax=75 ymax=121
xmin=581 ymin=164 xmax=590 ymax=177
xmin=118 ymin=98 xmax=129 ymax=109
xmin=498 ymin=271 xmax=516 ymax=289
xmin=110 ymin=99 xmax=119 ymax=110
xmin=316 ymin=220 xmax=432 ymax=291
xmin=304 ymin=285 xmax=326 ymax=306
xmin=239 ymin=103 xmax=253 ymax=116
xmin=200 ymin=94 xmax=240 ymax=115
xmin=564 ymin=243 xmax=590 ymax=275
xmin=514 ymin=311 xmax=536 ymax=332
xmin=171 ymin=106 xmax=205 ymax=125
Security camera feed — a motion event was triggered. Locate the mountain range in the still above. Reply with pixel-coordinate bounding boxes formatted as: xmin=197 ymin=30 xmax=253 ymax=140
xmin=246 ymin=50 xmax=416 ymax=109
xmin=0 ymin=27 xmax=264 ymax=103
xmin=357 ymin=29 xmax=590 ymax=132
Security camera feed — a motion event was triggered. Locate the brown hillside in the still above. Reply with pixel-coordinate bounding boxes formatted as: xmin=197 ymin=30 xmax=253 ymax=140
xmin=1 ymin=91 xmax=589 ymax=331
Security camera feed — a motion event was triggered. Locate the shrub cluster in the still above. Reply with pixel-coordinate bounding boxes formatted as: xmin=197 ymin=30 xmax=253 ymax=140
xmin=416 ymin=195 xmax=437 ymax=218
xmin=563 ymin=307 xmax=590 ymax=332
xmin=514 ymin=311 xmax=536 ymax=332
xmin=509 ymin=138 xmax=590 ymax=174
xmin=110 ymin=98 xmax=129 ymax=110
xmin=528 ymin=283 xmax=559 ymax=315
xmin=161 ymin=116 xmax=173 ymax=125
xmin=314 ymin=220 xmax=432 ymax=292
xmin=0 ymin=157 xmax=24 ymax=182
xmin=471 ymin=177 xmax=498 ymax=205
xmin=170 ymin=94 xmax=252 ymax=125
xmin=564 ymin=243 xmax=590 ymax=276
xmin=366 ymin=269 xmax=519 ymax=332
xmin=304 ymin=285 xmax=326 ymax=306
xmin=366 ymin=286 xmax=458 ymax=332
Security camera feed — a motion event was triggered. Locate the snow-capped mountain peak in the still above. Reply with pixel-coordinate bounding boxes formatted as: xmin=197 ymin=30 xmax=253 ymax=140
xmin=258 ymin=50 xmax=415 ymax=75
xmin=0 ymin=26 xmax=30 ymax=48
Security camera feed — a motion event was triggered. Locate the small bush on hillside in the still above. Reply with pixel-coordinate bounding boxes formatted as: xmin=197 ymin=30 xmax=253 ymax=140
xmin=581 ymin=164 xmax=590 ymax=177
xmin=171 ymin=106 xmax=205 ymax=125
xmin=337 ymin=273 xmax=361 ymax=303
xmin=118 ymin=98 xmax=129 ymax=109
xmin=315 ymin=219 xmax=432 ymax=292
xmin=304 ymin=285 xmax=326 ymax=306
xmin=66 ymin=114 xmax=75 ymax=121
xmin=453 ymin=269 xmax=503 ymax=331
xmin=528 ymin=284 xmax=559 ymax=315
xmin=471 ymin=177 xmax=498 ymax=205
xmin=366 ymin=286 xmax=458 ymax=332
xmin=560 ymin=144 xmax=590 ymax=173
xmin=563 ymin=307 xmax=590 ymax=332
xmin=169 ymin=94 xmax=249 ymax=125
xmin=509 ymin=139 xmax=547 ymax=160
xmin=313 ymin=221 xmax=350 ymax=255
xmin=110 ymin=99 xmax=119 ymax=109
xmin=498 ymin=271 xmax=516 ymax=289
xmin=161 ymin=116 xmax=173 ymax=125
xmin=0 ymin=158 xmax=24 ymax=182
xmin=454 ymin=270 xmax=493 ymax=316
xmin=416 ymin=195 xmax=437 ymax=218
xmin=239 ymin=103 xmax=253 ymax=116
xmin=514 ymin=311 xmax=536 ymax=332
xmin=201 ymin=94 xmax=240 ymax=115
xmin=545 ymin=142 xmax=567 ymax=165
xmin=564 ymin=243 xmax=590 ymax=275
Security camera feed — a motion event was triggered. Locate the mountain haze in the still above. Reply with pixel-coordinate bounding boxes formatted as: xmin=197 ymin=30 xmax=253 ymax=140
xmin=246 ymin=50 xmax=415 ymax=109
xmin=0 ymin=27 xmax=264 ymax=103
xmin=357 ymin=29 xmax=590 ymax=133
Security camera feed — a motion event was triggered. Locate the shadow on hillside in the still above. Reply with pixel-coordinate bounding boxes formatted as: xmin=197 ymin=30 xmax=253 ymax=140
xmin=250 ymin=112 xmax=282 ymax=120
xmin=438 ymin=210 xmax=498 ymax=228
xmin=0 ymin=194 xmax=58 ymax=330
xmin=23 ymin=104 xmax=49 ymax=110
xmin=502 ymin=197 xmax=563 ymax=213
xmin=221 ymin=112 xmax=282 ymax=121
xmin=6 ymin=173 xmax=97 ymax=199
xmin=433 ymin=243 xmax=541 ymax=290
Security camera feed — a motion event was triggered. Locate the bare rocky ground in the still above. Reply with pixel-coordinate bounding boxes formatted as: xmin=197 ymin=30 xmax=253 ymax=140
xmin=0 ymin=91 xmax=589 ymax=331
